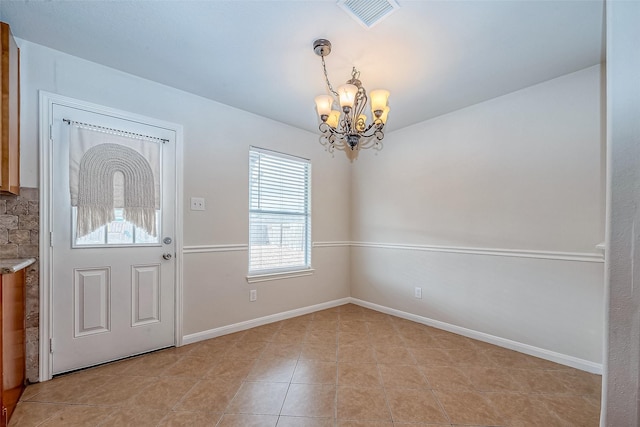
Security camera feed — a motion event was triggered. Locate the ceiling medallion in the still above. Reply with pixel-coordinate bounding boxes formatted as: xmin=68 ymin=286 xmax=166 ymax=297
xmin=313 ymin=39 xmax=390 ymax=154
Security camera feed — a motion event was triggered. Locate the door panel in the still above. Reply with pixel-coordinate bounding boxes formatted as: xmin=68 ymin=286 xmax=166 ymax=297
xmin=74 ymin=267 xmax=110 ymax=336
xmin=131 ymin=264 xmax=161 ymax=326
xmin=51 ymin=104 xmax=176 ymax=374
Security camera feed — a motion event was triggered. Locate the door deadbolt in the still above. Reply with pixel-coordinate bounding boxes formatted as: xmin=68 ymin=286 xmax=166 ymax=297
xmin=163 ymin=237 xmax=172 ymax=245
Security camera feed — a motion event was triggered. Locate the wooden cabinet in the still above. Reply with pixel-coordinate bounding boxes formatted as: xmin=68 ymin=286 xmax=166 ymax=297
xmin=0 ymin=22 xmax=20 ymax=195
xmin=0 ymin=269 xmax=25 ymax=427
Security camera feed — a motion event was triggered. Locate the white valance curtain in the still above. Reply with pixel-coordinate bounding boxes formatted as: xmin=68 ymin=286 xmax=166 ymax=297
xmin=69 ymin=125 xmax=161 ymax=238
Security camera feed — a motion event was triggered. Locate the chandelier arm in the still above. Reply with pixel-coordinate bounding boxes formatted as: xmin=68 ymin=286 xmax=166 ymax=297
xmin=322 ymin=118 xmax=383 ymax=138
xmin=322 ymin=127 xmax=383 ymax=148
xmin=355 ymin=91 xmax=367 ymax=117
xmin=357 ymin=131 xmax=384 ymax=149
xmin=352 ymin=91 xmax=368 ymax=132
xmin=319 ymin=123 xmax=348 ymax=152
xmin=319 ymin=122 xmax=335 ymax=134
xmin=369 ymin=122 xmax=384 ymax=133
xmin=321 ymin=56 xmax=339 ymax=97
xmin=354 ymin=122 xmax=384 ymax=138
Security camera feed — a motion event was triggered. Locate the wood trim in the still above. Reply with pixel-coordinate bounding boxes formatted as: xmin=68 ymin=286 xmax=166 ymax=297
xmin=0 ymin=22 xmax=20 ymax=195
xmin=0 ymin=269 xmax=26 ymax=424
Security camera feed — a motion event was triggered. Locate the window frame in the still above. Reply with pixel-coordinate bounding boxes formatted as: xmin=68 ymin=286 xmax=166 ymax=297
xmin=247 ymin=147 xmax=313 ymax=282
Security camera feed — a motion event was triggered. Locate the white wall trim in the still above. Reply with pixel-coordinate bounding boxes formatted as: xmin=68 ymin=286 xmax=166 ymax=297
xmin=183 ymin=240 xmax=603 ymax=263
xmin=351 ymin=241 xmax=604 ymax=263
xmin=350 ymin=298 xmax=603 ymax=374
xmin=182 ymin=297 xmax=350 ymax=344
xmin=174 ymin=116 xmax=185 ymax=350
xmin=38 ymin=92 xmax=53 ymax=382
xmin=246 ymin=269 xmax=315 ymax=284
xmin=182 ymin=241 xmax=351 ymax=254
xmin=313 ymin=241 xmax=352 ymax=248
xmin=180 ymin=294 xmax=601 ymax=373
xmin=183 ymin=244 xmax=248 ymax=254
xmin=38 ymin=91 xmax=185 ymax=381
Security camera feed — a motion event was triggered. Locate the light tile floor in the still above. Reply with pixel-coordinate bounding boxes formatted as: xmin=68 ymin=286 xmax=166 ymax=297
xmin=11 ymin=304 xmax=601 ymax=426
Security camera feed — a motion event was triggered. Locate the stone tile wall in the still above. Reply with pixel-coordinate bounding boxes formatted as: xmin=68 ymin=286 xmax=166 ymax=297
xmin=0 ymin=187 xmax=39 ymax=382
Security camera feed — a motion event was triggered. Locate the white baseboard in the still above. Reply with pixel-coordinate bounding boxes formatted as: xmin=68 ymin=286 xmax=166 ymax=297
xmin=181 ymin=295 xmax=602 ymax=374
xmin=350 ymin=297 xmax=602 ymax=374
xmin=181 ymin=298 xmax=351 ymax=345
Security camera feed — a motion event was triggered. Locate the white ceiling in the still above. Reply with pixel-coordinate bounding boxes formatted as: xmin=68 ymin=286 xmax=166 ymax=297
xmin=0 ymin=0 xmax=604 ymax=133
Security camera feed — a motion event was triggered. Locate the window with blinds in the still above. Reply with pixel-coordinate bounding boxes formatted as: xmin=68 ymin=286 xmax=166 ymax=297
xmin=249 ymin=147 xmax=311 ymax=274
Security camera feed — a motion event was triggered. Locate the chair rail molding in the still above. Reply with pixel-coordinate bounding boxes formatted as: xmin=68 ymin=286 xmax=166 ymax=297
xmin=350 ymin=241 xmax=604 ymax=263
xmin=182 ymin=241 xmax=603 ymax=263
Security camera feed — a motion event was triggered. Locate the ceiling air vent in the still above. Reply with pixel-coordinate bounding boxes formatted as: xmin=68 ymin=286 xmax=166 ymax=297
xmin=337 ymin=0 xmax=400 ymax=28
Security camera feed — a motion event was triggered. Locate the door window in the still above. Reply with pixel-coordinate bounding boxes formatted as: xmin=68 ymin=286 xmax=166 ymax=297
xmin=73 ymin=207 xmax=160 ymax=247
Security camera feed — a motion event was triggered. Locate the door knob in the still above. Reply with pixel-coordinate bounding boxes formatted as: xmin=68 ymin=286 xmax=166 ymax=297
xmin=162 ymin=253 xmax=172 ymax=260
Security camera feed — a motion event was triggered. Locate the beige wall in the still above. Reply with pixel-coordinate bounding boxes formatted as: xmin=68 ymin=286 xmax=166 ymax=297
xmin=20 ymin=38 xmax=606 ymax=380
xmin=19 ymin=40 xmax=352 ymax=379
xmin=350 ymin=66 xmax=605 ymax=366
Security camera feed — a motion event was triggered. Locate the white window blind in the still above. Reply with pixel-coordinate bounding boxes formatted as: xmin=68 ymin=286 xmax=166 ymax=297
xmin=249 ymin=147 xmax=311 ymax=273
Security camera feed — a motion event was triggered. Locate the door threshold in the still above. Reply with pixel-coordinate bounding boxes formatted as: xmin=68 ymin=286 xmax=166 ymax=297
xmin=51 ymin=345 xmax=174 ymax=379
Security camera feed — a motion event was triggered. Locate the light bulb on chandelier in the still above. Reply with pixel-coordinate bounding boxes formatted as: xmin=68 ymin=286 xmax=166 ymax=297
xmin=313 ymin=39 xmax=390 ymax=153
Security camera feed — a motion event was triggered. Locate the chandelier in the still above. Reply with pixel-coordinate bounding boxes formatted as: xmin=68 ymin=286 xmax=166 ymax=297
xmin=313 ymin=39 xmax=390 ymax=153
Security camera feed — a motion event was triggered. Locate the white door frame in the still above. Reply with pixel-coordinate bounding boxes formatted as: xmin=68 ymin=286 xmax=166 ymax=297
xmin=38 ymin=91 xmax=184 ymax=381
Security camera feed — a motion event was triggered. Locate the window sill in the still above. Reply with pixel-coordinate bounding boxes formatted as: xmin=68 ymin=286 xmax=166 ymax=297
xmin=246 ymin=268 xmax=315 ymax=284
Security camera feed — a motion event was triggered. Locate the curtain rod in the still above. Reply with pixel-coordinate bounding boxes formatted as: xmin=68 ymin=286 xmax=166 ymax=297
xmin=63 ymin=118 xmax=169 ymax=143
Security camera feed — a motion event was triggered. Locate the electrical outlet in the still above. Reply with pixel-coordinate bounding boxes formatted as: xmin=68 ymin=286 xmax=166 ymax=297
xmin=414 ymin=287 xmax=422 ymax=299
xmin=250 ymin=289 xmax=257 ymax=302
xmin=190 ymin=197 xmax=205 ymax=211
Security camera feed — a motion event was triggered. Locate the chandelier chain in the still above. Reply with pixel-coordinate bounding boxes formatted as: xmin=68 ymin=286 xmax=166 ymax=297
xmin=321 ymin=56 xmax=339 ymax=97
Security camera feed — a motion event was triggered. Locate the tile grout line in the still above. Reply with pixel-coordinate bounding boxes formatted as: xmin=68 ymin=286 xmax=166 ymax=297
xmin=13 ymin=305 xmax=601 ymax=426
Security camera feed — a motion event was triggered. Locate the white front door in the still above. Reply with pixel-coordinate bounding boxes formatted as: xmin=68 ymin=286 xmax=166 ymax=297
xmin=50 ymin=104 xmax=176 ymax=375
